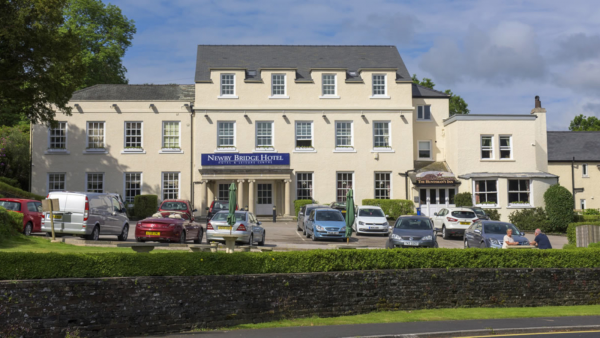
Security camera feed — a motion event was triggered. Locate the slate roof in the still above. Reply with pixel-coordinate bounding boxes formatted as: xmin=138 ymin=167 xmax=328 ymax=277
xmin=71 ymin=84 xmax=195 ymax=101
xmin=194 ymin=45 xmax=412 ymax=83
xmin=411 ymin=83 xmax=450 ymax=98
xmin=547 ymin=131 xmax=600 ymax=162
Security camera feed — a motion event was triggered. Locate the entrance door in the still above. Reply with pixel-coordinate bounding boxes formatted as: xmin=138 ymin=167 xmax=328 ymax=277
xmin=256 ymin=183 xmax=273 ymax=215
xmin=419 ymin=187 xmax=456 ymax=217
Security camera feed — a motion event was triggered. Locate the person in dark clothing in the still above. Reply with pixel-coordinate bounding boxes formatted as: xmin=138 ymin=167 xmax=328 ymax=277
xmin=530 ymin=228 xmax=552 ymax=249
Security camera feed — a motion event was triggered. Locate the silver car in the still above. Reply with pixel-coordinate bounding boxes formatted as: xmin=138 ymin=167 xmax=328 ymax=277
xmin=297 ymin=204 xmax=327 ymax=236
xmin=206 ymin=210 xmax=265 ymax=245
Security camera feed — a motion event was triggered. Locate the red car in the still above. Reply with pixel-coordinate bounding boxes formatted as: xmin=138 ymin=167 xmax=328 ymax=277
xmin=135 ymin=211 xmax=204 ymax=243
xmin=0 ymin=198 xmax=43 ymax=235
xmin=158 ymin=199 xmax=197 ymax=221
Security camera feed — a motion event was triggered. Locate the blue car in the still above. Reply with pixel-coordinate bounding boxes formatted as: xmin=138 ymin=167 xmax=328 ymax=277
xmin=305 ymin=208 xmax=347 ymax=242
xmin=464 ymin=220 xmax=529 ymax=248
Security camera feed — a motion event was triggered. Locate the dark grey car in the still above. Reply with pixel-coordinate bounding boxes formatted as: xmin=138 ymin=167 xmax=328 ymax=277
xmin=297 ymin=204 xmax=327 ymax=235
xmin=464 ymin=220 xmax=529 ymax=249
xmin=386 ymin=216 xmax=438 ymax=248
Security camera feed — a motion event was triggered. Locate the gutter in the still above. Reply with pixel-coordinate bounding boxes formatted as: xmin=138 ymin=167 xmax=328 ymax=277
xmin=190 ymin=103 xmax=195 ymax=209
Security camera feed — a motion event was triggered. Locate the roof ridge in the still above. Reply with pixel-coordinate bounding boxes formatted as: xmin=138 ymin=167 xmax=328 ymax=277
xmin=197 ymin=44 xmax=396 ymax=47
xmin=413 ymin=83 xmax=449 ymax=96
xmin=548 ymin=130 xmax=600 ymax=133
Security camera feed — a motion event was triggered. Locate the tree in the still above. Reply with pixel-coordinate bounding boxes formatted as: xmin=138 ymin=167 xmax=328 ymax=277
xmin=0 ymin=0 xmax=86 ymax=125
xmin=412 ymin=74 xmax=470 ymax=116
xmin=0 ymin=126 xmax=31 ymax=190
xmin=62 ymin=0 xmax=136 ymax=89
xmin=543 ymin=184 xmax=574 ymax=233
xmin=569 ymin=114 xmax=600 ymax=131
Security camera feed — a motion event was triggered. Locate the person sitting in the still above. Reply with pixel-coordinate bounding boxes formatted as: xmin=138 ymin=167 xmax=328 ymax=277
xmin=530 ymin=228 xmax=552 ymax=249
xmin=502 ymin=229 xmax=520 ymax=249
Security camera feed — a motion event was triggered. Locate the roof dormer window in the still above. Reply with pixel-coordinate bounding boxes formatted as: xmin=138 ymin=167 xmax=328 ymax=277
xmin=219 ymin=73 xmax=237 ymax=99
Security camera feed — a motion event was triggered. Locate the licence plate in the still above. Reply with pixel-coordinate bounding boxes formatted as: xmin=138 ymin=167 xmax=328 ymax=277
xmin=405 ymin=241 xmax=419 ymax=246
xmin=342 ymin=210 xmax=346 ymax=213
xmin=53 ymin=214 xmax=62 ymax=220
xmin=369 ymin=226 xmax=381 ymax=229
xmin=146 ymin=231 xmax=160 ymax=236
xmin=218 ymin=226 xmax=231 ymax=230
xmin=327 ymin=231 xmax=338 ymax=235
xmin=460 ymin=222 xmax=470 ymax=225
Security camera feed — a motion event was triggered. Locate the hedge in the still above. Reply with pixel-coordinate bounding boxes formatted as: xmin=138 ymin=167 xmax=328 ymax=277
xmin=294 ymin=199 xmax=314 ymax=217
xmin=566 ymin=222 xmax=600 ymax=244
xmin=454 ymin=192 xmax=473 ymax=207
xmin=544 ymin=184 xmax=574 ymax=233
xmin=0 ymin=206 xmax=24 ymax=236
xmin=134 ymin=195 xmax=158 ymax=219
xmin=0 ymin=177 xmax=19 ymax=188
xmin=508 ymin=208 xmax=550 ymax=231
xmin=362 ymin=199 xmax=414 ymax=219
xmin=2 ymin=249 xmax=600 ymax=280
xmin=485 ymin=209 xmax=501 ymax=221
xmin=574 ymin=215 xmax=600 ymax=222
xmin=0 ymin=182 xmax=44 ymax=201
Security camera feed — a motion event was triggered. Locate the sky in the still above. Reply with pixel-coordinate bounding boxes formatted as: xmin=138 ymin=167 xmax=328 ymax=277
xmin=109 ymin=0 xmax=600 ymax=131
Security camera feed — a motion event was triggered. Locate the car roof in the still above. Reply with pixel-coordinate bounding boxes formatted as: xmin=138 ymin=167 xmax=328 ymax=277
xmin=358 ymin=205 xmax=382 ymax=209
xmin=481 ymin=220 xmax=512 ymax=225
xmin=446 ymin=207 xmax=477 ymax=212
xmin=314 ymin=208 xmax=339 ymax=212
xmin=0 ymin=198 xmax=39 ymax=203
xmin=215 ymin=210 xmax=246 ymax=214
xmin=398 ymin=215 xmax=431 ymax=220
xmin=162 ymin=199 xmax=188 ymax=203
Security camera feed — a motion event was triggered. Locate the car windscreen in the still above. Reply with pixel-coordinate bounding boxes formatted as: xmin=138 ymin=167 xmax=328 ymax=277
xmin=395 ymin=218 xmax=432 ymax=230
xmin=484 ymin=223 xmax=520 ymax=235
xmin=161 ymin=202 xmax=188 ymax=211
xmin=306 ymin=206 xmax=323 ymax=215
xmin=315 ymin=210 xmax=344 ymax=221
xmin=451 ymin=211 xmax=476 ymax=218
xmin=358 ymin=208 xmax=385 ymax=217
xmin=212 ymin=212 xmax=245 ymax=222
xmin=0 ymin=201 xmax=21 ymax=211
xmin=213 ymin=201 xmax=229 ymax=210
xmin=471 ymin=209 xmax=486 ymax=217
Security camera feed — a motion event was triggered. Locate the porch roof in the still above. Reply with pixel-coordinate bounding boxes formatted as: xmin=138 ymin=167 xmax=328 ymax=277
xmin=198 ymin=167 xmax=293 ymax=181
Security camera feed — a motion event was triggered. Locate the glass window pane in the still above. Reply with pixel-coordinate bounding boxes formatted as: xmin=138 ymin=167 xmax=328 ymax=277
xmin=424 ymin=106 xmax=431 ymax=120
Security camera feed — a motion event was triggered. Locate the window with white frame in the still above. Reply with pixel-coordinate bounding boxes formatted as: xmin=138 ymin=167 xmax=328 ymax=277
xmin=481 ymin=135 xmax=494 ymax=159
xmin=335 ymin=122 xmax=353 ymax=148
xmin=372 ymin=74 xmax=386 ymax=96
xmin=162 ymin=172 xmax=179 ymax=200
xmin=256 ymin=121 xmax=273 ymax=148
xmin=217 ymin=122 xmax=235 ymax=148
xmin=48 ymin=173 xmax=65 ymax=192
xmin=271 ymin=74 xmax=286 ymax=96
xmin=373 ymin=122 xmax=391 ymax=148
xmin=124 ymin=173 xmax=142 ymax=203
xmin=508 ymin=179 xmax=530 ymax=205
xmin=162 ymin=121 xmax=180 ymax=149
xmin=86 ymin=173 xmax=104 ymax=193
xmin=337 ymin=172 xmax=354 ymax=202
xmin=124 ymin=122 xmax=142 ymax=149
xmin=86 ymin=122 xmax=105 ymax=149
xmin=582 ymin=164 xmax=589 ymax=177
xmin=322 ymin=74 xmax=336 ymax=96
xmin=48 ymin=122 xmax=67 ymax=149
xmin=296 ymin=173 xmax=313 ymax=200
xmin=474 ymin=180 xmax=498 ymax=205
xmin=499 ymin=135 xmax=512 ymax=159
xmin=295 ymin=121 xmax=313 ymax=148
xmin=417 ymin=106 xmax=431 ymax=121
xmin=418 ymin=141 xmax=431 ymax=159
xmin=218 ymin=183 xmax=229 ymax=200
xmin=220 ymin=74 xmax=235 ymax=96
xmin=374 ymin=172 xmax=391 ymax=199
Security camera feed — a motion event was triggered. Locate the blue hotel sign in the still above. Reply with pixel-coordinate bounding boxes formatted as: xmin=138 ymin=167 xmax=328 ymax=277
xmin=201 ymin=153 xmax=290 ymax=166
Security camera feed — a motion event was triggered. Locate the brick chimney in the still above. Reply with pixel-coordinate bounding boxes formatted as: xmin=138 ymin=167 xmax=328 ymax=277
xmin=535 ymin=95 xmax=542 ymax=108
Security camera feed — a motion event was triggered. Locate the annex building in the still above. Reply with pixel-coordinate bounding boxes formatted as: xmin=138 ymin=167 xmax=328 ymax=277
xmin=32 ymin=45 xmax=587 ymax=221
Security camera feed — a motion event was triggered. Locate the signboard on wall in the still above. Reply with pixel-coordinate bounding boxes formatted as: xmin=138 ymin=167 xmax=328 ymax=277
xmin=201 ymin=153 xmax=290 ymax=166
xmin=415 ymin=171 xmax=459 ymax=185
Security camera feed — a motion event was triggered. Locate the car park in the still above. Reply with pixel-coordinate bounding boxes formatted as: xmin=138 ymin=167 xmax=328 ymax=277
xmin=353 ymin=206 xmax=389 ymax=236
xmin=0 ymin=198 xmax=43 ymax=235
xmin=206 ymin=210 xmax=265 ymax=245
xmin=304 ymin=208 xmax=347 ymax=241
xmin=297 ymin=204 xmax=327 ymax=235
xmin=159 ymin=199 xmax=197 ymax=221
xmin=41 ymin=191 xmax=130 ymax=241
xmin=387 ymin=216 xmax=438 ymax=248
xmin=206 ymin=200 xmax=237 ymax=220
xmin=464 ymin=220 xmax=529 ymax=248
xmin=431 ymin=207 xmax=479 ymax=239
xmin=135 ymin=211 xmax=203 ymax=244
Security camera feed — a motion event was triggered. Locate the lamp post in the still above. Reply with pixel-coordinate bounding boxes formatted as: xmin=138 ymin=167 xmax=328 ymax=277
xmin=273 ymin=205 xmax=277 ymax=223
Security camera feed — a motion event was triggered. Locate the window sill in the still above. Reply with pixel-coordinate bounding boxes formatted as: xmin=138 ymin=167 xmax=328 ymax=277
xmin=268 ymin=95 xmax=290 ymax=99
xmin=418 ymin=158 xmax=433 ymax=161
xmin=370 ymin=95 xmax=390 ymax=99
xmin=121 ymin=149 xmax=146 ymax=154
xmin=45 ymin=149 xmax=70 ymax=155
xmin=476 ymin=205 xmax=501 ymax=209
xmin=214 ymin=148 xmax=238 ymax=153
xmin=294 ymin=148 xmax=316 ymax=153
xmin=507 ymin=205 xmax=533 ymax=209
xmin=480 ymin=159 xmax=516 ymax=162
xmin=253 ymin=148 xmax=276 ymax=153
xmin=333 ymin=148 xmax=356 ymax=153
xmin=217 ymin=95 xmax=239 ymax=99
xmin=371 ymin=148 xmax=394 ymax=153
xmin=583 ymin=176 xmax=590 ymax=178
xmin=416 ymin=119 xmax=433 ymax=122
xmin=159 ymin=148 xmax=184 ymax=154
xmin=319 ymin=95 xmax=340 ymax=99
xmin=83 ymin=149 xmax=107 ymax=154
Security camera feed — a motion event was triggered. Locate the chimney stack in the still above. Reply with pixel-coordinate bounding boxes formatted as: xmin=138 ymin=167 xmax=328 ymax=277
xmin=535 ymin=95 xmax=541 ymax=108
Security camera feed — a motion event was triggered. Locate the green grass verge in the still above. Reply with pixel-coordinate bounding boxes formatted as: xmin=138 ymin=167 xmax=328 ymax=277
xmin=225 ymin=305 xmax=600 ymax=330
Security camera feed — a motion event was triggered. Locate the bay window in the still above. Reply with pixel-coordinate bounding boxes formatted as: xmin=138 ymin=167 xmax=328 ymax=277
xmin=474 ymin=180 xmax=498 ymax=205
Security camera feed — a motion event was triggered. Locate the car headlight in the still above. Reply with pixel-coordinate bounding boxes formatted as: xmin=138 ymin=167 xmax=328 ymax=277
xmin=315 ymin=225 xmax=324 ymax=231
xmin=490 ymin=238 xmax=501 ymax=246
xmin=390 ymin=234 xmax=402 ymax=240
xmin=422 ymin=235 xmax=432 ymax=241
xmin=383 ymin=222 xmax=388 ymax=226
xmin=358 ymin=221 xmax=364 ymax=225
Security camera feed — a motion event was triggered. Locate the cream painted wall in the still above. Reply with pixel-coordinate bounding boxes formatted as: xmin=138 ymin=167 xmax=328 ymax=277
xmin=412 ymin=98 xmax=448 ymax=162
xmin=31 ymin=101 xmax=193 ymax=202
xmin=548 ymin=162 xmax=600 ymax=210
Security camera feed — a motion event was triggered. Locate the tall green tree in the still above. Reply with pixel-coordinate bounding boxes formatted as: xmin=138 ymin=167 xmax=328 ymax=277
xmin=62 ymin=0 xmax=136 ymax=89
xmin=569 ymin=114 xmax=600 ymax=131
xmin=412 ymin=74 xmax=470 ymax=116
xmin=0 ymin=126 xmax=31 ymax=189
xmin=0 ymin=0 xmax=85 ymax=125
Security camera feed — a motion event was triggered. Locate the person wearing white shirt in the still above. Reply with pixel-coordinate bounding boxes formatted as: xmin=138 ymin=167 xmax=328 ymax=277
xmin=502 ymin=229 xmax=519 ymax=249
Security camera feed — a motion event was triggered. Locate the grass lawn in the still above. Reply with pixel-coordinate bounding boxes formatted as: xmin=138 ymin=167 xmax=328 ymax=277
xmin=226 ymin=305 xmax=600 ymax=330
xmin=0 ymin=235 xmax=140 ymax=253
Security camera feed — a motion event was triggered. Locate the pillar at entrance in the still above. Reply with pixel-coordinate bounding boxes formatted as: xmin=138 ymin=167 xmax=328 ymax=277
xmin=248 ymin=180 xmax=256 ymax=214
xmin=237 ymin=179 xmax=245 ymax=208
xmin=207 ymin=181 xmax=214 ymax=206
xmin=200 ymin=180 xmax=208 ymax=216
xmin=284 ymin=179 xmax=291 ymax=216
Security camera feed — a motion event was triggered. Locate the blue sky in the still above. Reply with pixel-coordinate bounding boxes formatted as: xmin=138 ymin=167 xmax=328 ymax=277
xmin=110 ymin=0 xmax=600 ymax=130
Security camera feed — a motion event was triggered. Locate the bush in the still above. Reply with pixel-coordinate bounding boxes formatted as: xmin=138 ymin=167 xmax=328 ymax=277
xmin=508 ymin=208 xmax=550 ymax=231
xmin=0 ymin=182 xmax=44 ymax=201
xmin=583 ymin=209 xmax=600 ymax=216
xmin=294 ymin=199 xmax=314 ymax=217
xmin=485 ymin=209 xmax=501 ymax=221
xmin=454 ymin=192 xmax=473 ymax=207
xmin=134 ymin=195 xmax=158 ymax=219
xmin=0 ymin=206 xmax=23 ymax=236
xmin=574 ymin=215 xmax=600 ymax=222
xmin=544 ymin=185 xmax=574 ymax=233
xmin=362 ymin=199 xmax=414 ymax=219
xmin=0 ymin=177 xmax=19 ymax=189
xmin=566 ymin=222 xmax=600 ymax=244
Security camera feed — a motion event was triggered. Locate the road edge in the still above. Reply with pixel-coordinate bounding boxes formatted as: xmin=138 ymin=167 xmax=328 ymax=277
xmin=347 ymin=324 xmax=600 ymax=337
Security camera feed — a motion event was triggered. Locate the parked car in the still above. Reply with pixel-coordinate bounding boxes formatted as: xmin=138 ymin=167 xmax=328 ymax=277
xmin=386 ymin=215 xmax=438 ymax=248
xmin=159 ymin=199 xmax=197 ymax=221
xmin=206 ymin=210 xmax=265 ymax=245
xmin=297 ymin=204 xmax=327 ymax=235
xmin=328 ymin=202 xmax=347 ymax=218
xmin=464 ymin=220 xmax=529 ymax=248
xmin=135 ymin=211 xmax=203 ymax=243
xmin=305 ymin=208 xmax=347 ymax=242
xmin=469 ymin=207 xmax=490 ymax=220
xmin=353 ymin=206 xmax=389 ymax=236
xmin=207 ymin=200 xmax=237 ymax=220
xmin=0 ymin=198 xmax=43 ymax=235
xmin=41 ymin=191 xmax=130 ymax=241
xmin=431 ymin=207 xmax=478 ymax=239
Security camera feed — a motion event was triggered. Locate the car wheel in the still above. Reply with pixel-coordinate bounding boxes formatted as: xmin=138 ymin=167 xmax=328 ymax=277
xmin=442 ymin=226 xmax=449 ymax=239
xmin=464 ymin=237 xmax=470 ymax=248
xmin=194 ymin=228 xmax=203 ymax=244
xmin=248 ymin=234 xmax=254 ymax=245
xmin=480 ymin=241 xmax=487 ymax=248
xmin=117 ymin=224 xmax=129 ymax=241
xmin=24 ymin=222 xmax=33 ymax=236
xmin=179 ymin=231 xmax=186 ymax=244
xmin=258 ymin=231 xmax=265 ymax=246
xmin=45 ymin=232 xmax=51 ymax=237
xmin=88 ymin=226 xmax=100 ymax=241
xmin=311 ymin=232 xmax=318 ymax=241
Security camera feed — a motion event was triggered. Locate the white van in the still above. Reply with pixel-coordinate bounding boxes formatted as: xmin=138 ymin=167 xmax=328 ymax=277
xmin=41 ymin=191 xmax=130 ymax=241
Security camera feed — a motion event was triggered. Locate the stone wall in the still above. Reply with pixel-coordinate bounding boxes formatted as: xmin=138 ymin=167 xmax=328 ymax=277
xmin=2 ymin=268 xmax=600 ymax=337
